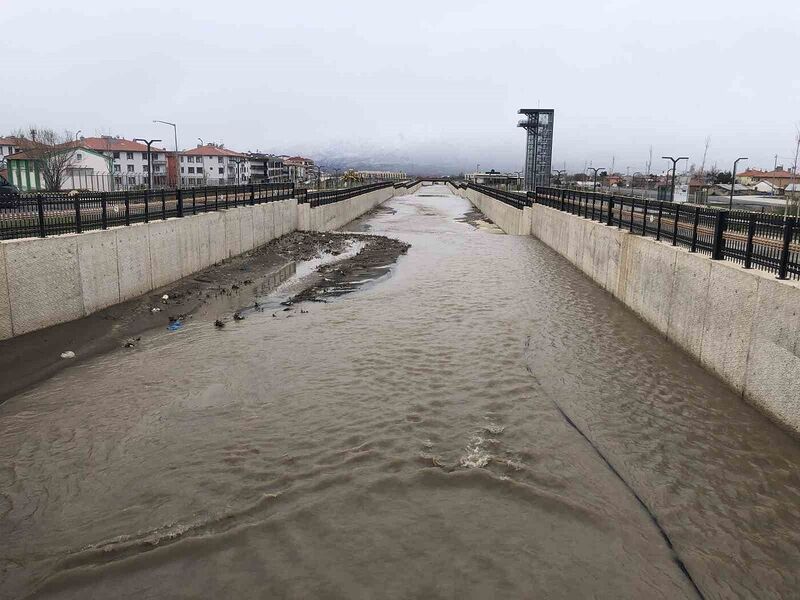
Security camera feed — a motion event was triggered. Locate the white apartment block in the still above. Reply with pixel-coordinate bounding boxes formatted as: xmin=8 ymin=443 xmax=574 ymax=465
xmin=180 ymin=144 xmax=250 ymax=187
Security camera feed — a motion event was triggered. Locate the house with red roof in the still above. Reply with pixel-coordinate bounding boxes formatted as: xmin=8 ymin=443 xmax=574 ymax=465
xmin=78 ymin=136 xmax=170 ymax=188
xmin=737 ymin=167 xmax=798 ymax=188
xmin=179 ymin=143 xmax=250 ymax=186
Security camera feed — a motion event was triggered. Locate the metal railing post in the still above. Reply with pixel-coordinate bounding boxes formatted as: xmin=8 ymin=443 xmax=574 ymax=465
xmin=711 ymin=210 xmax=728 ymax=260
xmin=249 ymin=184 xmax=255 ymax=205
xmin=690 ymin=207 xmax=700 ymax=252
xmin=642 ymin=200 xmax=648 ymax=235
xmin=672 ymin=205 xmax=680 ymax=245
xmin=100 ymin=194 xmax=108 ymax=230
xmin=37 ymin=196 xmax=46 ymax=237
xmin=124 ymin=191 xmax=130 ymax=226
xmin=144 ymin=190 xmax=149 ymax=223
xmin=777 ymin=216 xmax=796 ymax=280
xmin=606 ymin=197 xmax=614 ymax=226
xmin=656 ymin=203 xmax=663 ymax=240
xmin=74 ymin=196 xmax=82 ymax=234
xmin=176 ymin=188 xmax=184 ymax=218
xmin=743 ymin=214 xmax=756 ymax=269
xmin=160 ymin=189 xmax=166 ymax=220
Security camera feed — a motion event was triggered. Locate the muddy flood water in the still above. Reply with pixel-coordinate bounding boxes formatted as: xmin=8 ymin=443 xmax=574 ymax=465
xmin=1 ymin=185 xmax=799 ymax=599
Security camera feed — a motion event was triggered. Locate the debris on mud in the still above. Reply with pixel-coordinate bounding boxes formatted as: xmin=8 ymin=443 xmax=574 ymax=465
xmin=0 ymin=230 xmax=410 ymax=403
xmin=457 ymin=208 xmax=494 ymax=228
xmin=287 ymin=234 xmax=410 ymax=303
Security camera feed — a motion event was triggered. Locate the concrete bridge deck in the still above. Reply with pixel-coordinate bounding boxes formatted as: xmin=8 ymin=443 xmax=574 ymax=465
xmin=0 ymin=185 xmax=798 ymax=598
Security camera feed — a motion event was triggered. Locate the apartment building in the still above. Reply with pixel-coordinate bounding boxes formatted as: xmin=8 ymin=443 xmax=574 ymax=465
xmin=180 ymin=144 xmax=250 ymax=186
xmin=247 ymin=153 xmax=289 ymax=183
xmin=80 ymin=136 xmax=169 ymax=188
xmin=283 ymin=156 xmax=316 ymax=184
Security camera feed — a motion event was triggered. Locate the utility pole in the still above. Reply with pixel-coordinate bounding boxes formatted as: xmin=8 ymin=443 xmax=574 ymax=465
xmin=153 ymin=120 xmax=180 ymax=189
xmin=729 ymin=157 xmax=748 ymax=210
xmin=134 ymin=138 xmax=162 ymax=190
xmin=586 ymin=167 xmax=605 ymax=193
xmin=661 ymin=156 xmax=688 ymax=203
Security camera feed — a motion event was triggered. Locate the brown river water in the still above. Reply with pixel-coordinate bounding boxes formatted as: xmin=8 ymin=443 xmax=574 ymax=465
xmin=1 ymin=185 xmax=799 ymax=599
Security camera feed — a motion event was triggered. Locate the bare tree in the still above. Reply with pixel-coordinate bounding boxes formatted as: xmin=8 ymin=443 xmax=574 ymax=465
xmin=24 ymin=128 xmax=76 ymax=191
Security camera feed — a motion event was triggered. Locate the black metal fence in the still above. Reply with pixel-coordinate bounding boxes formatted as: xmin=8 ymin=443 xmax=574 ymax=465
xmin=0 ymin=181 xmax=394 ymax=241
xmin=302 ymin=181 xmax=394 ymax=208
xmin=535 ymin=187 xmax=800 ymax=280
xmin=467 ymin=182 xmax=531 ymax=209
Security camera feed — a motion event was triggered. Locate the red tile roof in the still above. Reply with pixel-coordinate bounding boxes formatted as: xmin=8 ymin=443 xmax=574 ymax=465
xmin=182 ymin=145 xmax=245 ymax=157
xmin=739 ymin=168 xmax=797 ymax=179
xmin=79 ymin=137 xmax=167 ymax=153
xmin=0 ymin=136 xmax=36 ymax=148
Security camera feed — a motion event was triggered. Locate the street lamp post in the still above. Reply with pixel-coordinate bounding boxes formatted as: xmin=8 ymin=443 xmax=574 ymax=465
xmin=662 ymin=156 xmax=688 ymax=203
xmin=586 ymin=167 xmax=605 ymax=193
xmin=552 ymin=169 xmax=567 ymax=188
xmin=134 ymin=138 xmax=162 ymax=190
xmin=153 ymin=120 xmax=180 ymax=189
xmin=729 ymin=157 xmax=748 ymax=210
xmin=74 ymin=130 xmax=82 ymax=142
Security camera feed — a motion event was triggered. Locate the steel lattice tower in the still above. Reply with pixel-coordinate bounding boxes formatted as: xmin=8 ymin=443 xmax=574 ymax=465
xmin=517 ymin=109 xmax=554 ymax=191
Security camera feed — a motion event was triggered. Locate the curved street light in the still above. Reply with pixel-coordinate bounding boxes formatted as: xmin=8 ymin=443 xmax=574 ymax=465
xmin=729 ymin=157 xmax=748 ymax=209
xmin=586 ymin=167 xmax=605 ymax=193
xmin=662 ymin=156 xmax=688 ymax=203
xmin=154 ymin=120 xmax=180 ymax=189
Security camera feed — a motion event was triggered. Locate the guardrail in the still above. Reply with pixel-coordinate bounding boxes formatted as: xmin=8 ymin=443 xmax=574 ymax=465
xmin=301 ymin=181 xmax=395 ymax=208
xmin=0 ymin=180 xmax=402 ymax=241
xmin=536 ymin=187 xmax=799 ymax=280
xmin=0 ymin=182 xmax=295 ymax=241
xmin=466 ymin=182 xmax=531 ymax=209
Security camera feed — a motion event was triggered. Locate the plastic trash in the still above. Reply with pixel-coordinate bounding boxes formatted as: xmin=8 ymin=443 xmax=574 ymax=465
xmin=167 ymin=321 xmax=183 ymax=331
xmin=151 ymin=307 xmax=161 ymax=313
xmin=60 ymin=351 xmax=75 ymax=359
xmin=161 ymin=294 xmax=170 ymax=301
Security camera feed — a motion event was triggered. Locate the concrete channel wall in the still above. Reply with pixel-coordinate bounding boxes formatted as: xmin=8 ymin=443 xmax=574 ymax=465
xmin=449 ymin=183 xmax=532 ymax=235
xmin=0 ymin=184 xmax=404 ymax=340
xmin=458 ymin=185 xmax=800 ymax=434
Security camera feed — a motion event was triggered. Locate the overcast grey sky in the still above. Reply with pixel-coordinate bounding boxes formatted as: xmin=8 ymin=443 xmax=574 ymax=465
xmin=3 ymin=0 xmax=799 ymax=174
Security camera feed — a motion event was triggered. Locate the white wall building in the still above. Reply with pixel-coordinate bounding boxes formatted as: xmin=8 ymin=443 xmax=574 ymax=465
xmin=80 ymin=136 xmax=169 ymax=188
xmin=180 ymin=144 xmax=250 ymax=187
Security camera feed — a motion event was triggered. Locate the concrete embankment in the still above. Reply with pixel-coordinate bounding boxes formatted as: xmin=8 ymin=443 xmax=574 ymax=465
xmin=449 ymin=182 xmax=532 ymax=235
xmin=0 ymin=183 xmax=410 ymax=340
xmin=454 ymin=183 xmax=800 ymax=434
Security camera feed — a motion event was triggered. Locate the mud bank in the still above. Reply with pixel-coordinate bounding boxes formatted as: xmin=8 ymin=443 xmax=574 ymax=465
xmin=0 ymin=231 xmax=409 ymax=403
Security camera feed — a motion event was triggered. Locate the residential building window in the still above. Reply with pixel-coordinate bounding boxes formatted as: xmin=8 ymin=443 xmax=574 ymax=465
xmin=114 ymin=164 xmax=121 ymax=173
xmin=113 ymin=152 xmax=120 ymax=159
xmin=181 ymin=167 xmax=185 ymax=173
xmin=218 ymin=157 xmax=224 ymax=163
xmin=128 ymin=177 xmax=136 ymax=185
xmin=126 ymin=152 xmax=133 ymax=160
xmin=197 ymin=167 xmax=203 ymax=174
xmin=219 ymin=167 xmax=224 ymax=174
xmin=187 ymin=156 xmax=194 ymax=163
xmin=188 ymin=167 xmax=195 ymax=174
xmin=127 ymin=165 xmax=134 ymax=172
xmin=180 ymin=156 xmax=185 ymax=163
xmin=152 ymin=153 xmax=159 ymax=160
xmin=142 ymin=152 xmax=147 ymax=160
xmin=143 ymin=165 xmax=149 ymax=172
xmin=76 ymin=153 xmax=82 ymax=161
